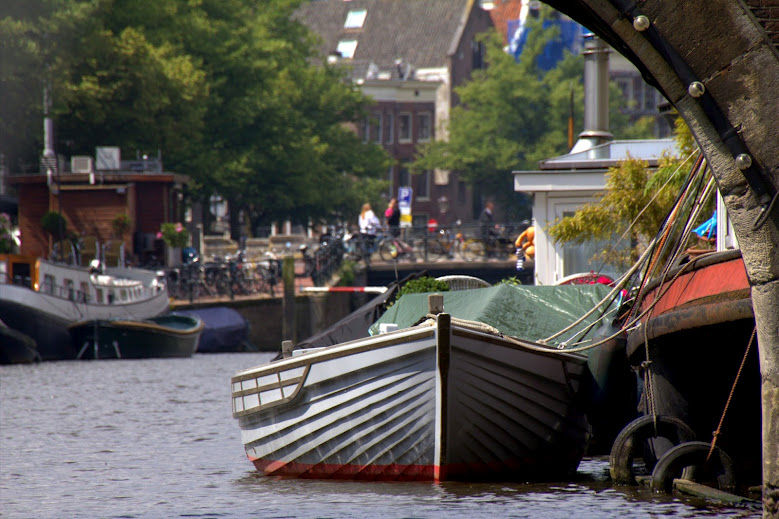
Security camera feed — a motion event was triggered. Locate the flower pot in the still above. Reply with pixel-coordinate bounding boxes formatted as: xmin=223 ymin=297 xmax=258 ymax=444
xmin=166 ymin=245 xmax=182 ymax=267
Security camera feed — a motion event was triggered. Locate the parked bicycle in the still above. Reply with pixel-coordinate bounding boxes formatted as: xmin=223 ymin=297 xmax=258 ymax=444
xmin=377 ymin=231 xmax=417 ymax=262
xmin=462 ymin=226 xmax=516 ymax=261
xmin=424 ymin=220 xmax=466 ymax=261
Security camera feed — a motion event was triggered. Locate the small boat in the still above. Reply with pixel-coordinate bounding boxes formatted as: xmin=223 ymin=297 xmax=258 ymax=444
xmin=69 ymin=313 xmax=204 ymax=360
xmin=232 ymin=284 xmax=613 ymax=482
xmin=174 ymin=307 xmax=256 ymax=353
xmin=0 ymin=254 xmax=169 ymax=360
xmin=0 ymin=318 xmax=40 ymax=364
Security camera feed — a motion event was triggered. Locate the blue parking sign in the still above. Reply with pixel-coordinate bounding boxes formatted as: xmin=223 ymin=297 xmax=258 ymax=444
xmin=398 ymin=187 xmax=412 ymax=209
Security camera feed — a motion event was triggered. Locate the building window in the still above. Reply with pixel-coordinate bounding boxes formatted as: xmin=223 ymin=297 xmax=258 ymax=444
xmin=417 ymin=170 xmax=431 ymax=200
xmin=399 ymin=164 xmax=411 ymax=187
xmin=371 ymin=113 xmax=382 ymax=144
xmin=385 ymin=113 xmax=394 ymax=144
xmin=398 ymin=113 xmax=412 ymax=142
xmin=472 ymin=39 xmax=485 ymax=70
xmin=336 ymin=40 xmax=358 ymax=59
xmin=362 ymin=116 xmax=370 ymax=143
xmin=417 ymin=113 xmax=432 ymax=142
xmin=457 ymin=180 xmax=466 ymax=203
xmin=344 ymin=9 xmax=367 ymax=29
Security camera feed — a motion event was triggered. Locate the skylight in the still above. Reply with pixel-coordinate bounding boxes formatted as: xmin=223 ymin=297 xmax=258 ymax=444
xmin=336 ymin=40 xmax=358 ymax=59
xmin=344 ymin=9 xmax=367 ymax=29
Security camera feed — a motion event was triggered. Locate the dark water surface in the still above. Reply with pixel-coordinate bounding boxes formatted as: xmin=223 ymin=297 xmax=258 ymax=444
xmin=0 ymin=353 xmax=761 ymax=518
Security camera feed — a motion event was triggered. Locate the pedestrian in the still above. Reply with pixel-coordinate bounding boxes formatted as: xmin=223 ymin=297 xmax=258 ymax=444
xmin=385 ymin=198 xmax=401 ymax=238
xmin=479 ymin=201 xmax=499 ymax=257
xmin=358 ymin=203 xmax=381 ymax=254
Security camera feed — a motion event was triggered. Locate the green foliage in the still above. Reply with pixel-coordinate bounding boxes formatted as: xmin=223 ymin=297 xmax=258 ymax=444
xmin=335 ymin=260 xmax=356 ymax=286
xmin=396 ymin=277 xmax=450 ymax=301
xmin=1 ymin=0 xmax=390 ymax=234
xmin=41 ymin=211 xmax=68 ymax=240
xmin=498 ymin=276 xmax=522 ymax=286
xmin=547 ymin=117 xmax=699 ymax=269
xmin=158 ymin=222 xmax=189 ymax=248
xmin=0 ymin=213 xmax=15 ymax=254
xmin=111 ymin=214 xmax=131 ymax=238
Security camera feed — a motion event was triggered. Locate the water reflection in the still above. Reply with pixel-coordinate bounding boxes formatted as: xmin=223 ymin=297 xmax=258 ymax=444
xmin=1 ymin=354 xmax=762 ymax=519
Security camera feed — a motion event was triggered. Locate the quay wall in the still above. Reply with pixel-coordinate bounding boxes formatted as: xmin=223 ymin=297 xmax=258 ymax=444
xmin=171 ymin=292 xmax=362 ymax=353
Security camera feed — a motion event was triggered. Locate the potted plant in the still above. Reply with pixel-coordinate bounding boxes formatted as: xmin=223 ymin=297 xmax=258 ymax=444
xmin=158 ymin=222 xmax=189 ymax=265
xmin=0 ymin=213 xmax=15 ymax=254
xmin=41 ymin=211 xmax=68 ymax=259
xmin=112 ymin=213 xmax=131 ymax=239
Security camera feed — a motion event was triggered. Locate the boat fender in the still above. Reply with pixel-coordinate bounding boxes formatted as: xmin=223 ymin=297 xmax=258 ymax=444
xmin=609 ymin=415 xmax=696 ymax=484
xmin=649 ymin=441 xmax=736 ymax=494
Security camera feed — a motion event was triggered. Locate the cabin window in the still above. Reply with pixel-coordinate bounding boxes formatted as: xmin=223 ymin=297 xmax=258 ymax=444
xmin=79 ymin=282 xmax=89 ymax=303
xmin=64 ymin=279 xmax=74 ymax=301
xmin=95 ymin=288 xmax=104 ymax=304
xmin=120 ymin=289 xmax=128 ymax=301
xmin=43 ymin=274 xmax=55 ymax=295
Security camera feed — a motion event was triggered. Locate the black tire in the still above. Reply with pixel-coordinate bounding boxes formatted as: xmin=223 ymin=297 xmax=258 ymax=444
xmin=609 ymin=415 xmax=696 ymax=484
xmin=650 ymin=441 xmax=736 ymax=494
xmin=379 ymin=240 xmax=399 ymax=262
xmin=426 ymin=239 xmax=447 ymax=261
xmin=463 ymin=239 xmax=485 ymax=261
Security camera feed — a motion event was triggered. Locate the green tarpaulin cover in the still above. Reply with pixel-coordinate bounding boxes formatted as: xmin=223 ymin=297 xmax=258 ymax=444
xmin=369 ymin=283 xmax=617 ymax=349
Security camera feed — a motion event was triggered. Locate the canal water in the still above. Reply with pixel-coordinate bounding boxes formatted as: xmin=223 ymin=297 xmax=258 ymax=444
xmin=0 ymin=353 xmax=762 ymax=519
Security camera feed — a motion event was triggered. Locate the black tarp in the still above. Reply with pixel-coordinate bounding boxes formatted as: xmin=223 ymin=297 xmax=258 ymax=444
xmin=175 ymin=307 xmax=255 ymax=353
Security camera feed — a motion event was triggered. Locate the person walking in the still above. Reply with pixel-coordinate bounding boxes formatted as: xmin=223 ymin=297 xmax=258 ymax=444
xmin=358 ymin=203 xmax=380 ymax=255
xmin=384 ymin=198 xmax=401 ymax=238
xmin=479 ymin=201 xmax=499 ymax=257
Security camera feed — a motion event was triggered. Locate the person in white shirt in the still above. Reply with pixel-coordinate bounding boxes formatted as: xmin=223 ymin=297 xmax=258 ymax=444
xmin=358 ymin=203 xmax=381 ymax=256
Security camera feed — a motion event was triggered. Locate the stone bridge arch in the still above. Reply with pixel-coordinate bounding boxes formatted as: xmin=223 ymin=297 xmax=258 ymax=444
xmin=542 ymin=0 xmax=779 ymax=514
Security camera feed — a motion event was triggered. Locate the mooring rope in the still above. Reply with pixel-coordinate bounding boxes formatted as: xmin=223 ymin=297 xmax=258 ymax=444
xmin=706 ymin=326 xmax=757 ymax=463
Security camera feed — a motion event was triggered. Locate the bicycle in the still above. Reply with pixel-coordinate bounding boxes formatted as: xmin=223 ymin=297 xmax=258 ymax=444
xmin=425 ymin=222 xmax=466 ymax=261
xmin=377 ymin=231 xmax=416 ymax=262
xmin=462 ymin=227 xmax=516 ymax=261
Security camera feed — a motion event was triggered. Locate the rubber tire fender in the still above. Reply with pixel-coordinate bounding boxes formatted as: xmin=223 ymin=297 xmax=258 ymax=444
xmin=609 ymin=414 xmax=696 ymax=484
xmin=649 ymin=440 xmax=736 ymax=494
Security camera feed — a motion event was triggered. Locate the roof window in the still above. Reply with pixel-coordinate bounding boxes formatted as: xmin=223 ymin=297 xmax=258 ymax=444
xmin=344 ymin=9 xmax=367 ymax=29
xmin=336 ymin=40 xmax=358 ymax=59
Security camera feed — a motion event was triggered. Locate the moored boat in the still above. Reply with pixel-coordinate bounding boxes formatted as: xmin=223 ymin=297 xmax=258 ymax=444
xmin=69 ymin=313 xmax=204 ymax=360
xmin=0 ymin=254 xmax=169 ymax=360
xmin=614 ymin=249 xmax=760 ymax=493
xmin=0 ymin=318 xmax=40 ymax=365
xmin=231 ymin=284 xmax=617 ymax=482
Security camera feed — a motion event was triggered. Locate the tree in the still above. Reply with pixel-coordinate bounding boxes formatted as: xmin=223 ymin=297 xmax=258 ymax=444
xmin=411 ymin=6 xmax=654 ymax=219
xmin=1 ymin=0 xmax=390 ymax=238
xmin=546 ymin=118 xmax=703 ymax=268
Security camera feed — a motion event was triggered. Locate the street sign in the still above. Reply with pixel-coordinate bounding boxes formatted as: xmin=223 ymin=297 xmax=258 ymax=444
xmin=398 ymin=187 xmax=413 ymax=227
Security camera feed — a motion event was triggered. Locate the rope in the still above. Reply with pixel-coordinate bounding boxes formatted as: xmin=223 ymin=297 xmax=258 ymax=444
xmin=706 ymin=326 xmax=757 ymax=463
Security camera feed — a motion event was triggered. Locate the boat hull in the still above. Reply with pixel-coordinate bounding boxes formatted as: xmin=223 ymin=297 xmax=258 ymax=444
xmin=232 ymin=316 xmax=590 ymax=482
xmin=69 ymin=314 xmax=203 ymax=360
xmin=0 ymin=258 xmax=169 ymax=361
xmin=625 ymin=251 xmax=761 ymax=487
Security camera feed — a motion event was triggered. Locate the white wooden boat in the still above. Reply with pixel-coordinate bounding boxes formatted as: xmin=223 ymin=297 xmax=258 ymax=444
xmin=231 ymin=311 xmax=591 ymax=482
xmin=0 ymin=254 xmax=169 ymax=360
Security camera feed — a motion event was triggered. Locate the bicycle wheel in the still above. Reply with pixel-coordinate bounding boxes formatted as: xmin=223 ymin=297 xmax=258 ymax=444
xmin=426 ymin=239 xmax=448 ymax=261
xmin=379 ymin=240 xmax=399 ymax=262
xmin=463 ymin=239 xmax=486 ymax=261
